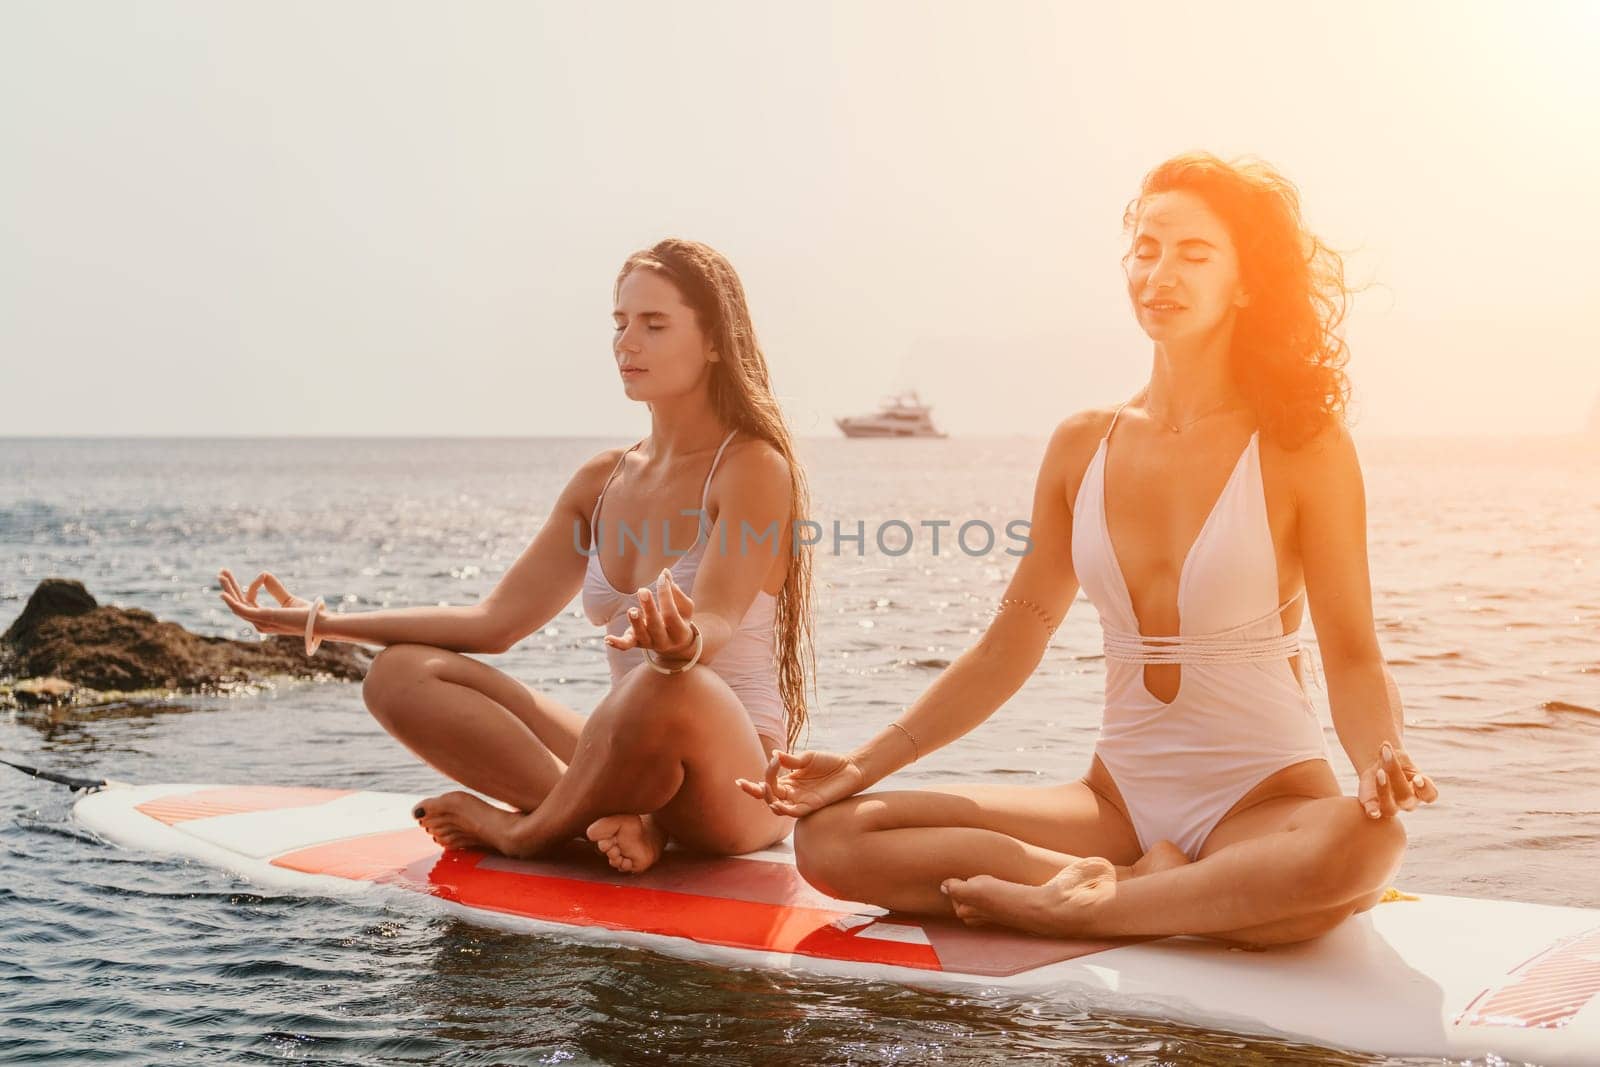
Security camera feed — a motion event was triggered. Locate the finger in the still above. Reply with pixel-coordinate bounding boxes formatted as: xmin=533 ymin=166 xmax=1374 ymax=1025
xmin=1358 ymin=774 xmax=1382 ymax=820
xmin=662 ymin=568 xmax=695 ymax=617
xmin=636 ymin=587 xmax=669 ymax=648
xmin=655 ymin=571 xmax=689 ymax=643
xmin=1383 ymin=743 xmax=1418 ymax=810
xmin=763 ymin=752 xmax=783 ymax=792
xmin=627 ymin=605 xmax=650 ymax=649
xmin=1375 ymin=765 xmax=1399 ymax=818
xmin=261 ymin=572 xmax=299 ymax=608
xmin=776 ymin=750 xmax=814 ymax=770
xmin=1410 ymin=772 xmax=1439 ymax=804
xmin=735 ymin=778 xmax=766 ymax=799
xmin=246 ymin=573 xmax=269 ymax=606
xmin=219 ymin=591 xmax=266 ymax=623
xmin=605 ymin=627 xmax=638 ymax=652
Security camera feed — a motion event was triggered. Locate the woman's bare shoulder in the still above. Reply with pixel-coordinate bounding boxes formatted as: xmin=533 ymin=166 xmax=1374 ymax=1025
xmin=1045 ymin=407 xmax=1120 ymax=503
xmin=714 ymin=434 xmax=792 ymax=498
xmin=1049 ymin=407 xmax=1120 ymax=449
xmin=1261 ymin=419 xmax=1364 ymax=508
xmin=561 ymin=445 xmax=633 ymax=509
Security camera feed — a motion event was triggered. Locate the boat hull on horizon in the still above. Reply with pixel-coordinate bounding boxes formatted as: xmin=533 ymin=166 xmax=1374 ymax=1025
xmin=835 ymin=391 xmax=948 ymax=438
xmin=834 ymin=417 xmax=948 ymax=439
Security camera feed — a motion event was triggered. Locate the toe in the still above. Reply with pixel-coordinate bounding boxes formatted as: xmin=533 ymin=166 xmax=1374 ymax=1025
xmin=586 ymin=815 xmax=623 ymax=842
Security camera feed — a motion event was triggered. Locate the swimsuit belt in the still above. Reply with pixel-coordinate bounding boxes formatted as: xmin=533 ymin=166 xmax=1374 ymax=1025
xmin=1102 ymin=590 xmax=1306 ymax=666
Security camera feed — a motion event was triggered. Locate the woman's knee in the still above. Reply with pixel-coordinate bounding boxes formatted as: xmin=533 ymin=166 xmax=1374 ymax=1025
xmin=361 ymin=643 xmax=439 ymax=715
xmin=600 ymin=664 xmax=743 ymax=744
xmin=793 ymin=802 xmax=872 ymax=896
xmin=1308 ymin=799 xmax=1407 ymax=899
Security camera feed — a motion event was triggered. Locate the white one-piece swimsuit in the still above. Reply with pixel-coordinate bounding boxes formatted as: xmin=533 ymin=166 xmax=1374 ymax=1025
xmin=579 ymin=430 xmax=786 ymax=747
xmin=1069 ymin=405 xmax=1332 ymax=860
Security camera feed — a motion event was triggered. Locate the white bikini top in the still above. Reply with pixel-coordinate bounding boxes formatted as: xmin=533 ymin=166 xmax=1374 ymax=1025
xmin=579 ymin=431 xmax=786 ymax=742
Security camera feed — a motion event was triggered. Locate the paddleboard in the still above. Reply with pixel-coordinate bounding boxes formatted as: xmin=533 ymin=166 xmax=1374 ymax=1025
xmin=75 ymin=783 xmax=1600 ymax=1064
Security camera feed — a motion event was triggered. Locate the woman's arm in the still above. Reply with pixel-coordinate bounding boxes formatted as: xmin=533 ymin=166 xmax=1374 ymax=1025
xmin=846 ymin=413 xmax=1099 ymax=787
xmin=272 ymin=450 xmax=614 ymax=655
xmin=663 ymin=440 xmax=794 ymax=662
xmin=599 ymin=439 xmax=793 ymax=664
xmin=1295 ymin=424 xmax=1437 ymax=816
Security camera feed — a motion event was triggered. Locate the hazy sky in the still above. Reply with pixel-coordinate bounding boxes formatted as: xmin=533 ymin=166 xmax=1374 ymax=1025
xmin=3 ymin=1 xmax=1597 ymax=437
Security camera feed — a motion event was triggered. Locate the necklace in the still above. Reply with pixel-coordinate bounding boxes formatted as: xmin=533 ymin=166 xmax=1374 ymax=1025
xmin=1149 ymin=396 xmax=1247 ymax=434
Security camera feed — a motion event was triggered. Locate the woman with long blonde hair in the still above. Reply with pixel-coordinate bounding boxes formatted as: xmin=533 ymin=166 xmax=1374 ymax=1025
xmin=222 ymin=238 xmax=814 ymax=875
xmin=744 ymin=153 xmax=1438 ymax=946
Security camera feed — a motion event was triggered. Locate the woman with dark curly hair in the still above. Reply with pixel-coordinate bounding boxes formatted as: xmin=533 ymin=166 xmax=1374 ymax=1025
xmin=742 ymin=152 xmax=1438 ymax=946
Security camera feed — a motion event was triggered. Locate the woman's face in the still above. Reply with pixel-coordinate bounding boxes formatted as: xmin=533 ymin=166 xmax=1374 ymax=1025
xmin=612 ymin=268 xmax=718 ymax=403
xmin=1123 ymin=189 xmax=1249 ymax=345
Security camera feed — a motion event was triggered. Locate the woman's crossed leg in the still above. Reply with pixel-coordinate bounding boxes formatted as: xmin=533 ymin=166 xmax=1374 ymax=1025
xmin=361 ymin=643 xmax=789 ymax=872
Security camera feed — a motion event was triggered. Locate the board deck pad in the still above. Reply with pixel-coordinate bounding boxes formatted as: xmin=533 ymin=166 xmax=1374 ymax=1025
xmin=77 ymin=783 xmax=1600 ymax=1066
xmin=270 ymin=826 xmax=1122 ymax=976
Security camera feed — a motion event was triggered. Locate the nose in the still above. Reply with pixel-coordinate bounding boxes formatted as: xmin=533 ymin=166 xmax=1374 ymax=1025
xmin=1146 ymin=253 xmax=1180 ymax=293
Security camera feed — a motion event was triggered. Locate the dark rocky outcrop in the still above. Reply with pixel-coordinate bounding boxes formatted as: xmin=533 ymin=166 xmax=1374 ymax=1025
xmin=1 ymin=578 xmax=369 ymax=709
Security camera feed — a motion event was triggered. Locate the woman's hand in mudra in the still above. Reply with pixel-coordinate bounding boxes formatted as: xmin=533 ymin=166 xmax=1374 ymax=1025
xmin=1358 ymin=739 xmax=1440 ymax=820
xmin=605 ymin=568 xmax=698 ymax=661
xmin=217 ymin=568 xmax=316 ymax=638
xmin=736 ymin=750 xmax=865 ymax=818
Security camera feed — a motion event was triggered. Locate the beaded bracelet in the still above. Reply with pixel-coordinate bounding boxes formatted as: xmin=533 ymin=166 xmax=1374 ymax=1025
xmin=994 ymin=596 xmax=1059 ymax=634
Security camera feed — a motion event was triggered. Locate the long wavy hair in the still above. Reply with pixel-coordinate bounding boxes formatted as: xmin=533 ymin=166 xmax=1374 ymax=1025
xmin=615 ymin=239 xmax=816 ymax=749
xmin=1123 ymin=152 xmax=1353 ymax=449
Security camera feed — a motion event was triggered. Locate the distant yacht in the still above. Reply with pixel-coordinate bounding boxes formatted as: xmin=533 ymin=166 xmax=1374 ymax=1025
xmin=835 ymin=391 xmax=948 ymax=438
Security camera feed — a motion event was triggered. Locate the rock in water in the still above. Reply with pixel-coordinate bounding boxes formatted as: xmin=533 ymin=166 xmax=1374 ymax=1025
xmin=1 ymin=578 xmax=369 ymax=703
xmin=1 ymin=577 xmax=98 ymax=646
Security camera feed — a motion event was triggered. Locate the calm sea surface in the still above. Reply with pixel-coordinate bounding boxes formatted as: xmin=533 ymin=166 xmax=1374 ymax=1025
xmin=2 ymin=435 xmax=1597 ymax=1065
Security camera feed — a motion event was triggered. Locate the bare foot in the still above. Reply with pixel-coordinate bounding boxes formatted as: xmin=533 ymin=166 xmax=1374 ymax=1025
xmin=586 ymin=813 xmax=668 ymax=874
xmin=1128 ymin=839 xmax=1190 ymax=878
xmin=413 ymin=791 xmax=522 ymax=854
xmin=942 ymin=856 xmax=1118 ymax=937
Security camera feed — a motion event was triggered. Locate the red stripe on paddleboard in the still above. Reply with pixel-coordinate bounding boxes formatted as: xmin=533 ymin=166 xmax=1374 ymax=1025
xmin=1455 ymin=925 xmax=1600 ymax=1030
xmin=271 ymin=830 xmax=943 ymax=971
xmin=270 ymin=826 xmax=443 ymax=881
xmin=136 ymin=786 xmax=353 ymax=826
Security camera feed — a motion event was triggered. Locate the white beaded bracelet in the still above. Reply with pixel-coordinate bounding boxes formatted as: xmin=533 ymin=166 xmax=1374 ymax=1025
xmin=304 ymin=596 xmax=325 ymax=657
xmin=645 ymin=621 xmax=703 ymax=675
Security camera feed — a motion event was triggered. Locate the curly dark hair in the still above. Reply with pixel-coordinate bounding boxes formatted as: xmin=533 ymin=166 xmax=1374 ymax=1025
xmin=1124 ymin=152 xmax=1353 ymax=449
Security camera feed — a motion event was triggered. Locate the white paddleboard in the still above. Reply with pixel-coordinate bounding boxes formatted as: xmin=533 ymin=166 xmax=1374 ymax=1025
xmin=75 ymin=783 xmax=1600 ymax=1065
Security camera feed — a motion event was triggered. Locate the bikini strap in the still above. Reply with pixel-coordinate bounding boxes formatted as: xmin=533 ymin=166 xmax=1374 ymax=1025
xmin=1105 ymin=403 xmax=1128 ymax=442
xmin=589 ymin=439 xmax=644 ymax=547
xmin=697 ymin=430 xmax=739 ymax=523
